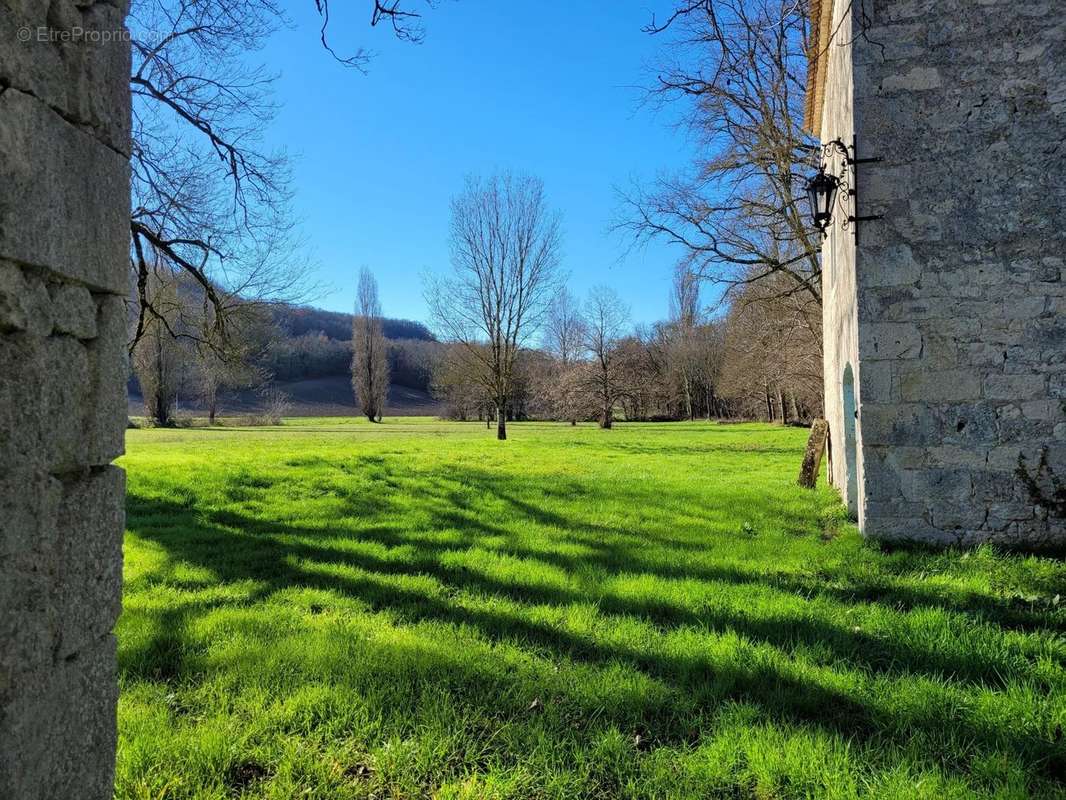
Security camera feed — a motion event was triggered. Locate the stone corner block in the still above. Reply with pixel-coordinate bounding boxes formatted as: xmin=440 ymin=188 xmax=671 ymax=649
xmin=0 ymin=89 xmax=130 ymax=295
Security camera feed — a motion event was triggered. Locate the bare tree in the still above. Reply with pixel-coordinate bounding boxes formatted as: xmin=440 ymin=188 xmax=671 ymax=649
xmin=543 ymin=288 xmax=586 ymax=367
xmin=427 ymin=173 xmax=563 ymax=440
xmin=131 ymin=272 xmax=187 ymax=426
xmin=128 ymin=0 xmax=434 ymax=355
xmin=351 ymin=268 xmax=390 ymax=421
xmin=582 ymin=286 xmax=630 ymax=429
xmin=665 ymin=262 xmax=702 ymax=419
xmin=619 ymin=0 xmax=822 ymax=314
xmin=691 ymin=321 xmax=726 ymax=419
xmin=668 ymin=259 xmax=700 ymax=329
xmin=615 ymin=332 xmax=662 ymax=422
xmin=191 ymin=295 xmax=275 ymax=423
xmin=431 ymin=343 xmax=494 ymax=422
xmin=719 ymin=268 xmax=823 ymax=421
xmin=314 ymin=0 xmax=435 ymax=69
xmin=542 ymin=288 xmax=587 ymax=425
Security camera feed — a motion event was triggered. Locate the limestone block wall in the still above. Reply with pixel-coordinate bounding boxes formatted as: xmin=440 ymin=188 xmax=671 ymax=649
xmin=0 ymin=1 xmax=130 ymax=796
xmin=847 ymin=0 xmax=1065 ymax=547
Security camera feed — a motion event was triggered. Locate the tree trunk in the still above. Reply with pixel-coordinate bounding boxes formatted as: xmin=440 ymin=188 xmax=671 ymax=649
xmin=601 ymin=400 xmax=612 ymax=429
xmin=156 ymin=390 xmax=170 ymax=427
xmin=492 ymin=403 xmax=505 ymax=441
xmin=570 ymin=419 xmax=576 ymax=426
xmin=777 ymin=388 xmax=787 ymax=425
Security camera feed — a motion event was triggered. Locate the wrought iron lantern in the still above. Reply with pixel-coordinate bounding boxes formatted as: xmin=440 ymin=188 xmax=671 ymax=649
xmin=805 ymin=167 xmax=839 ymax=233
xmin=804 ymin=136 xmax=882 ymax=239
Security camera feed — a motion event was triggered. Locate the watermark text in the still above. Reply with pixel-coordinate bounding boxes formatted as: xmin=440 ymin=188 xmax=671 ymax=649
xmin=17 ymin=26 xmax=131 ymax=44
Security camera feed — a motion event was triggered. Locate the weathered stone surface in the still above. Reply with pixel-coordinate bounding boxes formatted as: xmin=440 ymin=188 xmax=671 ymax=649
xmin=54 ymin=467 xmax=125 ymax=659
xmin=0 ymin=332 xmax=90 ymax=472
xmin=0 ymin=467 xmax=122 ymax=799
xmin=86 ymin=294 xmax=128 ymax=464
xmin=858 ymin=361 xmax=897 ymax=404
xmin=798 ymin=419 xmax=830 ymax=488
xmin=818 ymin=0 xmax=1065 ymax=548
xmin=0 ymin=260 xmax=29 ymax=332
xmin=861 ymin=244 xmax=922 ymax=288
xmin=20 ymin=271 xmax=54 ymax=337
xmin=0 ymin=632 xmax=118 ymax=800
xmin=0 ymin=469 xmax=60 ymax=563
xmin=860 ymin=403 xmax=941 ymax=447
xmin=0 ymin=89 xmax=130 ymax=293
xmin=984 ymin=373 xmax=1047 ymax=401
xmin=0 ymin=0 xmax=131 ymax=154
xmin=1 ymin=11 xmax=128 ymax=796
xmin=0 ymin=471 xmax=63 ymax=687
xmin=49 ymin=283 xmax=97 ymax=339
xmin=900 ymin=369 xmax=980 ymax=403
xmin=859 ymin=449 xmax=904 ymax=501
xmin=859 ymin=322 xmax=922 ymax=360
xmin=880 ymin=66 xmax=943 ymax=92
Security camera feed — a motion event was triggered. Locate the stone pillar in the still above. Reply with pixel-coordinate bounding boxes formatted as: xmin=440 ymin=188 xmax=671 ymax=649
xmin=0 ymin=2 xmax=130 ymax=797
xmin=820 ymin=0 xmax=1065 ymax=547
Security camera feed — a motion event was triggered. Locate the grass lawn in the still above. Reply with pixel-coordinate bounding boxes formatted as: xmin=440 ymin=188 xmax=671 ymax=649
xmin=117 ymin=419 xmax=1066 ymax=799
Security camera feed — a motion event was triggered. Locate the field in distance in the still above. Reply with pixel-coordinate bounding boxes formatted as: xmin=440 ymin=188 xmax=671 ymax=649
xmin=117 ymin=419 xmax=1065 ymax=799
xmin=128 ymin=376 xmax=442 ymax=418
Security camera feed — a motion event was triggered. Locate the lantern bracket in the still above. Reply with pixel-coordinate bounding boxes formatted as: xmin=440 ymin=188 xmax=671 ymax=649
xmin=813 ymin=136 xmax=884 ymax=239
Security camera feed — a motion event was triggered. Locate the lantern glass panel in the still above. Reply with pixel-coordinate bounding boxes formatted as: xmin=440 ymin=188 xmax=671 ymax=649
xmin=822 ymin=175 xmax=837 ymax=218
xmin=805 ymin=168 xmax=838 ymax=230
xmin=806 ymin=182 xmax=822 ymax=217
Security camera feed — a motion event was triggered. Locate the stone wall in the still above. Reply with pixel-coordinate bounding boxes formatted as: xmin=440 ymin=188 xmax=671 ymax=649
xmin=823 ymin=0 xmax=1065 ymax=547
xmin=0 ymin=1 xmax=130 ymax=796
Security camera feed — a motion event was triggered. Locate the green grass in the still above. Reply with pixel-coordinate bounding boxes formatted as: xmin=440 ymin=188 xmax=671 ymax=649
xmin=117 ymin=419 xmax=1066 ymax=799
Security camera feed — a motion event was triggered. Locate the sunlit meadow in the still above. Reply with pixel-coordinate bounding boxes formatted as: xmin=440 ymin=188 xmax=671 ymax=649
xmin=117 ymin=420 xmax=1065 ymax=799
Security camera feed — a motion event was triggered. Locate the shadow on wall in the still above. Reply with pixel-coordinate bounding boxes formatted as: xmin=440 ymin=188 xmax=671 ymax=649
xmin=842 ymin=363 xmax=859 ymax=520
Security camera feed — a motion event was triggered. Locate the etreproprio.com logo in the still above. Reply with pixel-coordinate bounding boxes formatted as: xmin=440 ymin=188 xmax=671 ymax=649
xmin=18 ymin=26 xmax=132 ymax=43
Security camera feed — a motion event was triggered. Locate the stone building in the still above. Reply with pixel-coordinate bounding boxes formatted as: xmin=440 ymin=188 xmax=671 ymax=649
xmin=806 ymin=0 xmax=1065 ymax=547
xmin=0 ymin=1 xmax=130 ymax=796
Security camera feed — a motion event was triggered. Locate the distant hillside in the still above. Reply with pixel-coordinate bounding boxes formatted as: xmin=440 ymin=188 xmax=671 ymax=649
xmin=129 ymin=375 xmax=440 ymax=418
xmin=272 ymin=304 xmax=436 ymax=343
xmin=128 ymin=302 xmax=444 ymax=419
xmin=262 ymin=305 xmax=442 ymax=390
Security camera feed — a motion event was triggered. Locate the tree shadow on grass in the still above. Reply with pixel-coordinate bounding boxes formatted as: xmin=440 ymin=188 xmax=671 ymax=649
xmin=124 ymin=467 xmax=1066 ymax=784
xmin=132 ymin=491 xmax=1060 ymax=695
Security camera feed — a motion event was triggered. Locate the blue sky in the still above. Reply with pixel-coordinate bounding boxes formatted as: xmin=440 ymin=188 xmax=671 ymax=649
xmin=258 ymin=1 xmax=695 ymax=329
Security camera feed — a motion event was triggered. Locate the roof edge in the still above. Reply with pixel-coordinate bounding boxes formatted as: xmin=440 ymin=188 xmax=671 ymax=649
xmin=803 ymin=0 xmax=835 ymax=139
